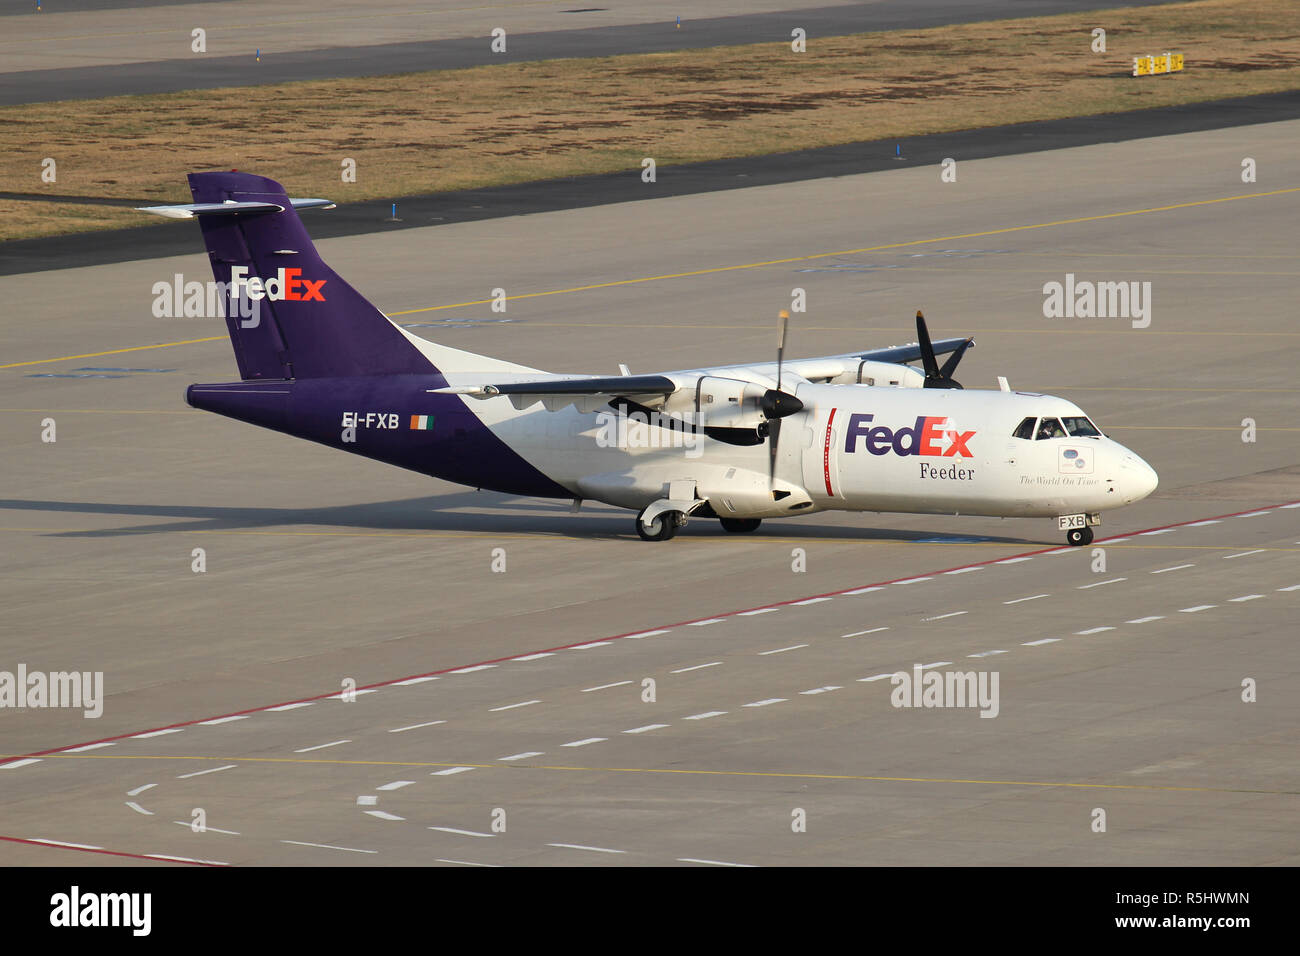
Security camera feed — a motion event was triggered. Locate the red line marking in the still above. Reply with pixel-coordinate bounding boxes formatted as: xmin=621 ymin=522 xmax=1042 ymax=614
xmin=823 ymin=407 xmax=837 ymax=496
xmin=7 ymin=497 xmax=1297 ymax=763
xmin=0 ymin=835 xmax=223 ymax=866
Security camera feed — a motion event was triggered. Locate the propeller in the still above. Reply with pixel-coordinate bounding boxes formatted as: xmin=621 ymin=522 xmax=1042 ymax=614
xmin=761 ymin=310 xmax=805 ymax=488
xmin=916 ymin=310 xmax=972 ymax=389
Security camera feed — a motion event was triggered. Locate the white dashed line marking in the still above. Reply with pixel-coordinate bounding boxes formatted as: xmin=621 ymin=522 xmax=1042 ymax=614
xmin=968 ymin=650 xmax=1008 ymax=658
xmin=498 ymin=752 xmax=544 ymax=761
xmin=800 ymin=686 xmax=842 ymax=695
xmin=389 ymin=720 xmax=446 ymax=733
xmin=512 ymin=653 xmax=554 ymax=661
xmin=759 ymin=644 xmax=807 ymax=656
xmin=561 ymin=738 xmax=606 ymax=748
xmin=688 ymin=618 xmax=725 ymax=627
xmin=1224 ymin=550 xmax=1266 ymax=559
xmin=843 ymin=627 xmax=888 ymax=637
xmin=623 ymin=724 xmax=669 ymax=734
xmin=266 ymin=702 xmax=314 ymax=712
xmin=1078 ymin=577 xmax=1126 ymax=589
xmin=944 ymin=567 xmax=982 ymax=575
xmin=1004 ymin=594 xmax=1048 ymax=605
xmin=582 ymin=681 xmax=632 ymax=692
xmin=132 ymin=728 xmax=183 ymax=739
xmin=1139 ymin=529 xmax=1173 ymax=536
xmin=394 ymin=676 xmax=440 ymax=685
xmin=126 ymin=784 xmax=156 ymax=797
xmin=1151 ymin=564 xmax=1194 ymax=574
xmin=125 ymin=802 xmax=153 ymax=816
xmin=1044 ymin=548 xmax=1072 ymax=555
xmin=325 ymin=689 xmax=376 ymax=700
xmin=997 ymin=557 xmax=1033 ymax=565
xmin=1236 ymin=511 xmax=1270 ymax=518
xmin=571 ymin=641 xmax=612 ymax=649
xmin=364 ymin=810 xmax=406 ymax=821
xmin=624 ymin=630 xmax=669 ymax=639
xmin=743 ymin=698 xmax=787 ymax=708
xmin=1179 ymin=605 xmax=1216 ymax=613
xmin=922 ymin=610 xmax=967 ymax=621
xmin=436 ymin=858 xmax=499 ymax=867
xmin=793 ymin=597 xmax=832 ymax=606
xmin=683 ymin=711 xmax=727 ymax=720
xmin=199 ymin=716 xmax=248 ymax=726
xmin=429 ymin=826 xmax=494 ymax=838
xmin=30 ymin=839 xmax=102 ymax=851
xmin=1023 ymin=638 xmax=1061 ymax=646
xmin=857 ymin=674 xmax=895 ymax=682
xmin=896 ymin=576 xmax=933 ymax=584
xmin=377 ymin=780 xmax=416 ymax=791
xmin=490 ymin=699 xmax=540 ymax=711
xmin=176 ymin=764 xmax=236 ymax=779
xmin=357 ymin=796 xmax=377 ymax=806
xmin=1188 ymin=519 xmax=1221 ymax=526
xmin=1076 ymin=627 xmax=1115 ymax=635
xmin=1278 ymin=584 xmax=1300 ymax=592
xmin=1105 ymin=537 xmax=1130 ymax=543
xmin=1127 ymin=616 xmax=1164 ymax=624
xmin=294 ymin=739 xmax=350 ymax=753
xmin=1282 ymin=503 xmax=1300 ymax=509
xmin=146 ymin=854 xmax=229 ymax=866
xmin=1229 ymin=594 xmax=1264 ymax=603
xmin=449 ymin=664 xmax=497 ymax=674
xmin=844 ymin=585 xmax=886 ymax=593
xmin=172 ymin=821 xmax=239 ymax=835
xmin=739 ymin=608 xmax=779 ymax=616
xmin=431 ymin=766 xmax=476 ymax=776
xmin=64 ymin=742 xmax=115 ymax=753
xmin=919 ymin=662 xmax=952 ymax=669
xmin=671 ymin=662 xmax=721 ymax=674
xmin=281 ymin=840 xmax=376 ymax=854
xmin=547 ymin=843 xmax=625 ymax=854
xmin=678 ymin=857 xmax=755 ymax=867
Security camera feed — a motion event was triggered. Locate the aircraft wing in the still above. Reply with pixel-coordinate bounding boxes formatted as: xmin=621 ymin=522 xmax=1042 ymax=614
xmin=431 ymin=374 xmax=683 ymax=412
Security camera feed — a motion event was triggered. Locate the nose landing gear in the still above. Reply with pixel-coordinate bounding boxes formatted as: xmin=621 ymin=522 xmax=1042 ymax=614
xmin=1066 ymin=526 xmax=1094 ymax=547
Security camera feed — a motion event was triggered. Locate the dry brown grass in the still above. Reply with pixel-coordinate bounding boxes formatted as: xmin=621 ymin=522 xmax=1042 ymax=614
xmin=2 ymin=0 xmax=1297 ymax=241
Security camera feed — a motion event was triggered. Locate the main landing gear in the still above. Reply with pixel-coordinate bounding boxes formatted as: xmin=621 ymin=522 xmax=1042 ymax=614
xmin=636 ymin=507 xmax=686 ymax=542
xmin=719 ymin=517 xmax=762 ymax=533
xmin=1066 ymin=526 xmax=1094 ymax=547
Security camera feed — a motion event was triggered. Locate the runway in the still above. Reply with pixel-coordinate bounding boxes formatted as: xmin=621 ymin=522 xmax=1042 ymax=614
xmin=1 ymin=118 xmax=1297 ymax=865
xmin=0 ymin=0 xmax=1177 ymax=105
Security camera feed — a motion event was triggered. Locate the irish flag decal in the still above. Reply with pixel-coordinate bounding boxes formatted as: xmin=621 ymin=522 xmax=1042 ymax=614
xmin=409 ymin=414 xmax=435 ymax=431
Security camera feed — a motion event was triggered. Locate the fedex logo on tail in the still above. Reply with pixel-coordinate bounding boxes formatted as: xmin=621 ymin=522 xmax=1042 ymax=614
xmin=844 ymin=413 xmax=975 ymax=458
xmin=229 ymin=265 xmax=326 ymax=302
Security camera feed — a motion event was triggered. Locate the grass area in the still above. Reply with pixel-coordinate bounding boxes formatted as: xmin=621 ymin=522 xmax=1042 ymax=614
xmin=2 ymin=0 xmax=1297 ymax=241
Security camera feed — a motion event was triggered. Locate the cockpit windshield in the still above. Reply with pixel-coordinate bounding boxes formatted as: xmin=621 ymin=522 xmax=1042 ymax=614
xmin=1061 ymin=416 xmax=1102 ymax=437
xmin=1035 ymin=417 xmax=1066 ymax=440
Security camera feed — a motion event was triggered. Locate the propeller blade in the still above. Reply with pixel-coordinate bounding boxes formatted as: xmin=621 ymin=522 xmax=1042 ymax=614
xmin=776 ymin=309 xmax=789 ymax=391
xmin=768 ymin=418 xmax=781 ymax=488
xmin=916 ymin=310 xmax=940 ymax=379
xmin=937 ymin=337 xmax=973 ymax=380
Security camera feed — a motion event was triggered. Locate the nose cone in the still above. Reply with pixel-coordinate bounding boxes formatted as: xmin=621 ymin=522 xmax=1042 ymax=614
xmin=1119 ymin=452 xmax=1159 ymax=503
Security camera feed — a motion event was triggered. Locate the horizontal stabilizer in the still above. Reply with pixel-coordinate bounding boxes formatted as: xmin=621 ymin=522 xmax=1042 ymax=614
xmin=136 ymin=198 xmax=336 ymax=219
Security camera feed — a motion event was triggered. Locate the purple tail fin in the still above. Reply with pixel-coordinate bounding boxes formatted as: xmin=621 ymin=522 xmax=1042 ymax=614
xmin=188 ymin=171 xmax=432 ymax=380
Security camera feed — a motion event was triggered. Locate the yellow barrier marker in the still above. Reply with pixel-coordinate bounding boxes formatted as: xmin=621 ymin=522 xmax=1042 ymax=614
xmin=1169 ymin=51 xmax=1185 ymax=72
xmin=1153 ymin=53 xmax=1169 ymax=74
xmin=1132 ymin=54 xmax=1152 ymax=76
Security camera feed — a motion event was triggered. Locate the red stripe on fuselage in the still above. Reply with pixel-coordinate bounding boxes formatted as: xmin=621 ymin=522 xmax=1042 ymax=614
xmin=823 ymin=407 xmax=837 ymax=496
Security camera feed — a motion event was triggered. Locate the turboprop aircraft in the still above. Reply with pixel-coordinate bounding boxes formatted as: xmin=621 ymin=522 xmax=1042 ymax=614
xmin=140 ymin=172 xmax=1158 ymax=545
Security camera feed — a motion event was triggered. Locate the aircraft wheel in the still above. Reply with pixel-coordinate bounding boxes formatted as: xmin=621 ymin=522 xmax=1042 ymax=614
xmin=637 ymin=509 xmax=682 ymax=542
xmin=1066 ymin=526 xmax=1094 ymax=547
xmin=719 ymin=517 xmax=762 ymax=533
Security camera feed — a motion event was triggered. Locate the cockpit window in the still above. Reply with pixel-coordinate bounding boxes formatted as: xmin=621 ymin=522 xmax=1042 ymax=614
xmin=1012 ymin=417 xmax=1037 ymax=440
xmin=1061 ymin=416 xmax=1102 ymax=437
xmin=1036 ymin=417 xmax=1066 ymax=440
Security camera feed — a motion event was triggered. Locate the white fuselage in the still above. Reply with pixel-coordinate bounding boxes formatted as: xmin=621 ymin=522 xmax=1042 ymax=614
xmin=466 ymin=380 xmax=1158 ymax=521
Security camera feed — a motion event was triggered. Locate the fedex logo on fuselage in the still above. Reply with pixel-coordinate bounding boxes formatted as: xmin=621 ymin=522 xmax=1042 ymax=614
xmin=844 ymin=413 xmax=975 ymax=458
xmin=229 ymin=265 xmax=326 ymax=302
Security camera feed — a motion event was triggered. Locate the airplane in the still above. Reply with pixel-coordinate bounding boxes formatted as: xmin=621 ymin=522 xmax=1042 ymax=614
xmin=138 ymin=172 xmax=1158 ymax=546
